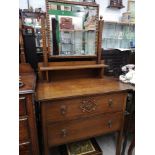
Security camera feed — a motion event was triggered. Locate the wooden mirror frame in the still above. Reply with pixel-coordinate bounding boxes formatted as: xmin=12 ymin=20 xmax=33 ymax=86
xmin=38 ymin=0 xmax=105 ymax=81
xmin=45 ymin=0 xmax=100 ymax=59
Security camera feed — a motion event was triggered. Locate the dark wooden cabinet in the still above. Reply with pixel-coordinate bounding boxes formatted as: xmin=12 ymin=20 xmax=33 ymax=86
xmin=102 ymin=49 xmax=130 ymax=77
xmin=19 ymin=64 xmax=39 ymax=155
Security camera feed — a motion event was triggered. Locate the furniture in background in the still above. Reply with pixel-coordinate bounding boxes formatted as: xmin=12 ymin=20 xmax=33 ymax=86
xmin=102 ymin=49 xmax=130 ymax=77
xmin=121 ymin=91 xmax=135 ymax=155
xmin=19 ymin=14 xmax=26 ymax=63
xmin=102 ymin=48 xmax=135 ymax=155
xmin=107 ymin=0 xmax=124 ymax=9
xmin=122 ymin=0 xmax=135 ymax=24
xmin=19 ymin=63 xmax=39 ymax=155
xmin=104 ymin=0 xmax=135 ymax=49
xmin=22 ymin=25 xmax=39 ymax=73
xmin=128 ymin=49 xmax=135 ymax=64
xmin=103 ymin=21 xmax=135 ymax=49
xmin=20 ymin=10 xmax=46 ymax=72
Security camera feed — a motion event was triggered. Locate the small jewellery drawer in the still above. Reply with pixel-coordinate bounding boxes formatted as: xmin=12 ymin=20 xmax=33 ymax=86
xmin=19 ymin=118 xmax=30 ymax=143
xmin=47 ymin=112 xmax=123 ymax=146
xmin=19 ymin=97 xmax=27 ymax=116
xmin=45 ymin=93 xmax=126 ymax=122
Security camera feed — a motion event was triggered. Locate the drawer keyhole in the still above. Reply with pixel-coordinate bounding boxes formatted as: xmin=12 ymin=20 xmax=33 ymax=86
xmin=61 ymin=129 xmax=67 ymax=137
xmin=107 ymin=120 xmax=112 ymax=128
xmin=60 ymin=105 xmax=67 ymax=115
xmin=108 ymin=99 xmax=113 ymax=108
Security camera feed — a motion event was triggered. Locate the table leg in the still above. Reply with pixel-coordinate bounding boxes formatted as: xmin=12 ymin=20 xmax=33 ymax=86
xmin=116 ymin=131 xmax=123 ymax=155
xmin=43 ymin=146 xmax=48 ymax=155
xmin=128 ymin=136 xmax=135 ymax=155
xmin=121 ymin=133 xmax=128 ymax=155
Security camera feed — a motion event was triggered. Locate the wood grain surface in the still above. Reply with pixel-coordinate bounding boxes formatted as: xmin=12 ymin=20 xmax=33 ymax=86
xmin=36 ymin=77 xmax=134 ymax=101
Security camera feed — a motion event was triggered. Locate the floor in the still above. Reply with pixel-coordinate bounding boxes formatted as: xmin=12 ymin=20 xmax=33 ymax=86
xmin=96 ymin=133 xmax=135 ymax=155
xmin=50 ymin=133 xmax=135 ymax=155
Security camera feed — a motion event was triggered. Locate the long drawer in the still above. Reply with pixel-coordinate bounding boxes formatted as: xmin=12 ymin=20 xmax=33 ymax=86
xmin=45 ymin=93 xmax=126 ymax=122
xmin=19 ymin=118 xmax=30 ymax=143
xmin=47 ymin=112 xmax=123 ymax=146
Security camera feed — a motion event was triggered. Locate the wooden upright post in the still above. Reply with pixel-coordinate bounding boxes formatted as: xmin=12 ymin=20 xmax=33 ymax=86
xmin=19 ymin=30 xmax=26 ymax=63
xmin=97 ymin=16 xmax=104 ymax=64
xmin=41 ymin=15 xmax=48 ymax=66
xmin=41 ymin=15 xmax=49 ymax=81
xmin=45 ymin=0 xmax=52 ymax=55
xmin=19 ymin=17 xmax=26 ymax=63
xmin=97 ymin=16 xmax=104 ymax=78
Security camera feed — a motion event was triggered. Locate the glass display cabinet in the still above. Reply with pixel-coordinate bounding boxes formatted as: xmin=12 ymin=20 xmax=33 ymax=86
xmin=46 ymin=0 xmax=99 ymax=56
xmin=20 ymin=11 xmax=46 ymax=53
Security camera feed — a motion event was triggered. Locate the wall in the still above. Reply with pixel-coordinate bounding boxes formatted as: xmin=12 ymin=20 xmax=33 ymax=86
xmin=19 ymin=0 xmax=46 ymax=11
xmin=20 ymin=0 xmax=129 ymax=22
xmin=96 ymin=0 xmax=128 ymax=22
xmin=19 ymin=0 xmax=134 ymax=49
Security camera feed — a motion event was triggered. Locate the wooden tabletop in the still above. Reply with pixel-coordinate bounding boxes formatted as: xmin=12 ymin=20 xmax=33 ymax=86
xmin=36 ymin=77 xmax=134 ymax=101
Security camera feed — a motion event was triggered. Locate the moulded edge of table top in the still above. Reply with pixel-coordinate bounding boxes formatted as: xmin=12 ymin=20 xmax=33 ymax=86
xmin=36 ymin=77 xmax=135 ymax=101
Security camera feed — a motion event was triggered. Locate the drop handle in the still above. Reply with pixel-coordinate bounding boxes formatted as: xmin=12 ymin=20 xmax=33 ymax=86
xmin=108 ymin=99 xmax=113 ymax=108
xmin=61 ymin=129 xmax=67 ymax=137
xmin=60 ymin=105 xmax=67 ymax=115
xmin=107 ymin=120 xmax=112 ymax=128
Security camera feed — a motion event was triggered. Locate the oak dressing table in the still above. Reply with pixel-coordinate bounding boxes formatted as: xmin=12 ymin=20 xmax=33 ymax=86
xmin=35 ymin=1 xmax=134 ymax=154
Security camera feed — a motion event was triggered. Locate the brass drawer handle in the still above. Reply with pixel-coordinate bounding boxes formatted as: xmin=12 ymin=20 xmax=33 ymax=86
xmin=108 ymin=99 xmax=113 ymax=108
xmin=19 ymin=97 xmax=26 ymax=100
xmin=107 ymin=120 xmax=112 ymax=128
xmin=60 ymin=105 xmax=67 ymax=115
xmin=19 ymin=117 xmax=28 ymax=121
xmin=61 ymin=129 xmax=67 ymax=137
xmin=19 ymin=141 xmax=30 ymax=146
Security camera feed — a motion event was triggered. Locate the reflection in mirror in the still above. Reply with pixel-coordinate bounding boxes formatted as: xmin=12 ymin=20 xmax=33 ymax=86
xmin=48 ymin=1 xmax=99 ymax=56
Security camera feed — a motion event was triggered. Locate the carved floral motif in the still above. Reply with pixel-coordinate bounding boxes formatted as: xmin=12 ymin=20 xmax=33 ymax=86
xmin=80 ymin=97 xmax=97 ymax=112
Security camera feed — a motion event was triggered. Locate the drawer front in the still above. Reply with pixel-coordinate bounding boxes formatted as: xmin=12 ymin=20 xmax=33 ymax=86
xmin=47 ymin=112 xmax=123 ymax=146
xmin=19 ymin=150 xmax=31 ymax=155
xmin=19 ymin=97 xmax=27 ymax=116
xmin=19 ymin=143 xmax=32 ymax=155
xmin=45 ymin=93 xmax=126 ymax=122
xmin=19 ymin=118 xmax=30 ymax=143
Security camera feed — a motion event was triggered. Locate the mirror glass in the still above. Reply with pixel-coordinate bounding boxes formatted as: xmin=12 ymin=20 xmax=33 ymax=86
xmin=48 ymin=1 xmax=98 ymax=56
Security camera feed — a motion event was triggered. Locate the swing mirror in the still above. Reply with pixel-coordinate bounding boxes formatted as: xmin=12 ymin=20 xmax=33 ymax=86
xmin=47 ymin=0 xmax=99 ymax=57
